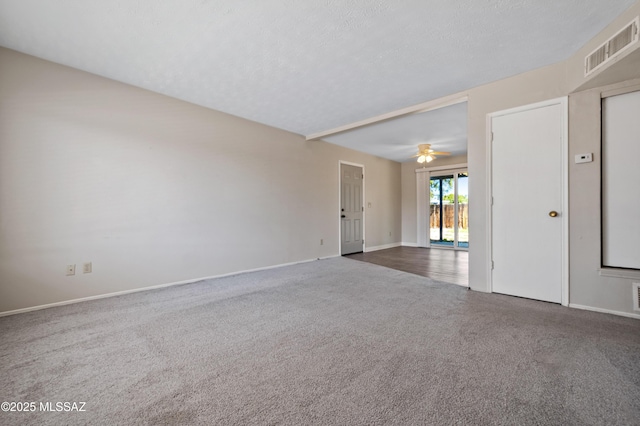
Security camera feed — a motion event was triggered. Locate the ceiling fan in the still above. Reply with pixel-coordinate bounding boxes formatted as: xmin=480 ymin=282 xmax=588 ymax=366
xmin=412 ymin=144 xmax=451 ymax=164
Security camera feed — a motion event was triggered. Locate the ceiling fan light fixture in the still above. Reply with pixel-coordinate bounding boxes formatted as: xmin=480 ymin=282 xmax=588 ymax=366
xmin=413 ymin=143 xmax=449 ymax=164
xmin=417 ymin=154 xmax=435 ymax=164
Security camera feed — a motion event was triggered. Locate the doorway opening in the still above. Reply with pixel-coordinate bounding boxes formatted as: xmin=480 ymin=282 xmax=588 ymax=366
xmin=429 ymin=170 xmax=469 ymax=249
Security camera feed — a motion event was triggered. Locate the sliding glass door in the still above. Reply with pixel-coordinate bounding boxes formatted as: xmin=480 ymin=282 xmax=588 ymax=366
xmin=429 ymin=171 xmax=468 ymax=249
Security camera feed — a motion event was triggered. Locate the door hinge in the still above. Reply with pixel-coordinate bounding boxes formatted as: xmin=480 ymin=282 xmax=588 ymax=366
xmin=491 ymin=197 xmax=494 ymax=206
xmin=362 ymin=206 xmax=364 ymax=212
xmin=491 ymin=260 xmax=495 ymax=270
xmin=362 ymin=239 xmax=364 ymax=245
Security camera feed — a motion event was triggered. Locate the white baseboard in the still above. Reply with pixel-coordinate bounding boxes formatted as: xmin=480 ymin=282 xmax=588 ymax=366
xmin=569 ymin=303 xmax=640 ymax=320
xmin=401 ymin=242 xmax=418 ymax=247
xmin=0 ymin=255 xmax=340 ymax=318
xmin=365 ymin=242 xmax=401 ymax=252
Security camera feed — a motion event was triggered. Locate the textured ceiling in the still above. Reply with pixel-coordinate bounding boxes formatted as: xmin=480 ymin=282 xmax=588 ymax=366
xmin=324 ymin=102 xmax=468 ymax=163
xmin=0 ymin=0 xmax=636 ymax=160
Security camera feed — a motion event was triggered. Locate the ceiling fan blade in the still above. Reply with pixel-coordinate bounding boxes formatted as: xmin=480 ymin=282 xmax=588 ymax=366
xmin=412 ymin=143 xmax=450 ymax=161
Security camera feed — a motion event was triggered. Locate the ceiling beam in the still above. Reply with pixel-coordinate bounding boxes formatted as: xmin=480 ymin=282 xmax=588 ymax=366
xmin=305 ymin=91 xmax=468 ymax=141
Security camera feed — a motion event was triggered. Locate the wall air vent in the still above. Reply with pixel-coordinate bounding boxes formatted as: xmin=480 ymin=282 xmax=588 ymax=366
xmin=586 ymin=45 xmax=607 ymax=74
xmin=634 ymin=283 xmax=640 ymax=312
xmin=585 ymin=17 xmax=639 ymax=77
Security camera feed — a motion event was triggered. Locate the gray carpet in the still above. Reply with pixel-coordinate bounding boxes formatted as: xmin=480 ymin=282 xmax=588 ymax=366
xmin=1 ymin=257 xmax=639 ymax=425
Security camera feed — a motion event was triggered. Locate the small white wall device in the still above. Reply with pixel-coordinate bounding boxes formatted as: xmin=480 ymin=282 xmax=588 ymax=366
xmin=574 ymin=153 xmax=593 ymax=164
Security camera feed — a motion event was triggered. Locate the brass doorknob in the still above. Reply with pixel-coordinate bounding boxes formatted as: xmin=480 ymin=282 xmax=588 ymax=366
xmin=549 ymin=211 xmax=558 ymax=217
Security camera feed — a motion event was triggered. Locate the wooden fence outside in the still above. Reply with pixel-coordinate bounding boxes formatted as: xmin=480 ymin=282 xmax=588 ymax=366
xmin=430 ymin=204 xmax=469 ymax=229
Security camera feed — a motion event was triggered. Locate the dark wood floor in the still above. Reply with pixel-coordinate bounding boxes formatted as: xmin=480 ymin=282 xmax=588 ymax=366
xmin=346 ymin=246 xmax=468 ymax=286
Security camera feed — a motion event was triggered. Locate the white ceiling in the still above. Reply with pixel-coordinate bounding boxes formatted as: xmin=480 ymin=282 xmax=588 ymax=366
xmin=324 ymin=102 xmax=468 ymax=163
xmin=0 ymin=0 xmax=636 ymax=161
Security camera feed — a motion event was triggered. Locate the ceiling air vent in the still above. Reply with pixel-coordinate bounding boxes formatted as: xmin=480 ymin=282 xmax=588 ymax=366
xmin=585 ymin=17 xmax=639 ymax=77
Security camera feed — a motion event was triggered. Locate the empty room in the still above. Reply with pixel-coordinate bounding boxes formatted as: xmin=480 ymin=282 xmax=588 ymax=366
xmin=1 ymin=1 xmax=639 ymax=425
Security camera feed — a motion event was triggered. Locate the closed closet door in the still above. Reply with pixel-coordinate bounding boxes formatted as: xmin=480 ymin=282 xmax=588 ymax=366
xmin=491 ymin=100 xmax=565 ymax=303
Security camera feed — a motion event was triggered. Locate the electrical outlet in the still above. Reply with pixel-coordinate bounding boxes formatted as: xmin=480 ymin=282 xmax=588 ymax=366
xmin=66 ymin=264 xmax=76 ymax=276
xmin=83 ymin=262 xmax=92 ymax=274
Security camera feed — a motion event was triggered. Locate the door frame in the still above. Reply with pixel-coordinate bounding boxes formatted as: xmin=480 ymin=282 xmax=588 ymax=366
xmin=338 ymin=161 xmax=365 ymax=255
xmin=486 ymin=97 xmax=569 ymax=306
xmin=416 ymin=164 xmax=469 ymax=250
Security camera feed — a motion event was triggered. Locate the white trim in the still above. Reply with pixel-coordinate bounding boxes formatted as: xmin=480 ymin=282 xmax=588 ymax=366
xmin=429 ymin=244 xmax=468 ymax=251
xmin=415 ymin=163 xmax=468 ymax=173
xmin=338 ymin=161 xmax=365 ymax=255
xmin=489 ymin=97 xmax=567 ymax=118
xmin=487 ymin=97 xmax=569 ymax=306
xmin=601 ymin=83 xmax=640 ymax=99
xmin=600 ymin=268 xmax=640 ymax=279
xmin=402 ymin=242 xmax=419 ymax=247
xmin=569 ymin=303 xmax=640 ymax=320
xmin=365 ymin=242 xmax=401 ymax=252
xmin=485 ymin=112 xmax=493 ymax=293
xmin=561 ymin=97 xmax=570 ymax=307
xmin=0 ymin=256 xmax=341 ymax=318
xmin=307 ymin=94 xmax=468 ymax=141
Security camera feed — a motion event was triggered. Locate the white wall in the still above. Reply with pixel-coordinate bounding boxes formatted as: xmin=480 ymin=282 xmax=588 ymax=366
xmin=568 ymin=79 xmax=640 ymax=315
xmin=0 ymin=47 xmax=401 ymax=313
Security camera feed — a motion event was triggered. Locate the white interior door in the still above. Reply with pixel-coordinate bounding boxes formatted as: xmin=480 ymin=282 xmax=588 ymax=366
xmin=491 ymin=100 xmax=566 ymax=304
xmin=341 ymin=164 xmax=363 ymax=255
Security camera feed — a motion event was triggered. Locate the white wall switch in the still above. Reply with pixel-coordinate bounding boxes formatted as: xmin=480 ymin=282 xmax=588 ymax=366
xmin=66 ymin=264 xmax=76 ymax=276
xmin=83 ymin=262 xmax=92 ymax=274
xmin=575 ymin=153 xmax=593 ymax=164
